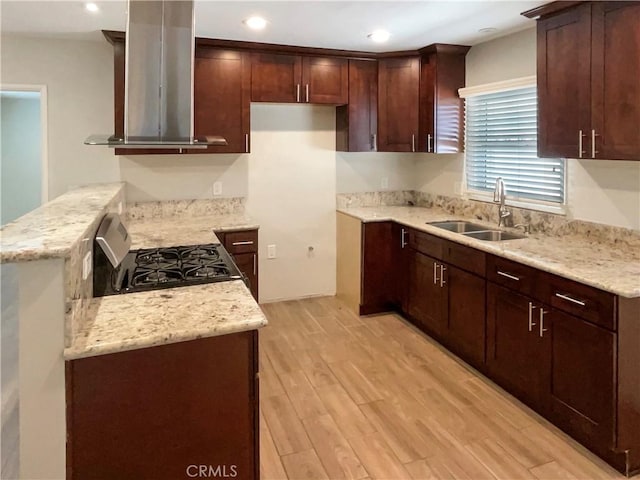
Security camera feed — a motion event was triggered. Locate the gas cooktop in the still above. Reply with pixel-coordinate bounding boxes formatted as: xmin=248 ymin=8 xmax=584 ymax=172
xmin=94 ymin=243 xmax=243 ymax=297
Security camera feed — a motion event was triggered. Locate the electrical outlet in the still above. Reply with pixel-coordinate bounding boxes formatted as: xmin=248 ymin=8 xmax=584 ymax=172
xmin=117 ymin=201 xmax=123 ymax=215
xmin=213 ymin=181 xmax=223 ymax=196
xmin=381 ymin=177 xmax=389 ymax=189
xmin=82 ymin=251 xmax=92 ymax=280
xmin=267 ymin=244 xmax=276 ymax=259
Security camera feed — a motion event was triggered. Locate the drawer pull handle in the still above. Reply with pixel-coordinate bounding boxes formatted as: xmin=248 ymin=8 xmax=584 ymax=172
xmin=539 ymin=309 xmax=549 ymax=337
xmin=555 ymin=293 xmax=586 ymax=306
xmin=439 ymin=264 xmax=446 ymax=288
xmin=232 ymin=241 xmax=254 ymax=246
xmin=433 ymin=261 xmax=439 ymax=285
xmin=253 ymin=254 xmax=257 ymax=275
xmin=497 ymin=270 xmax=520 ymax=281
xmin=528 ymin=302 xmax=537 ymax=332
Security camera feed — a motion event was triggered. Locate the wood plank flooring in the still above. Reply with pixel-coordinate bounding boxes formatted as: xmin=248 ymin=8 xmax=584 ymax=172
xmin=259 ymin=296 xmax=625 ymax=480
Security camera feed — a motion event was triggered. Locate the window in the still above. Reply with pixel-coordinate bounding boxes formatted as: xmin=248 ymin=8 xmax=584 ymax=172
xmin=462 ymin=82 xmax=565 ymax=206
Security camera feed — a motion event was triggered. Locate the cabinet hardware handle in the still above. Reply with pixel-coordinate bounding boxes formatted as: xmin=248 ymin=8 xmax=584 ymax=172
xmin=591 ymin=129 xmax=599 ymax=158
xmin=433 ymin=262 xmax=439 ymax=284
xmin=497 ymin=270 xmax=520 ymax=281
xmin=253 ymin=254 xmax=257 ymax=275
xmin=305 ymin=84 xmax=310 ymax=103
xmin=427 ymin=134 xmax=432 ymax=153
xmin=232 ymin=241 xmax=254 ymax=246
xmin=401 ymin=228 xmax=407 ymax=248
xmin=555 ymin=292 xmax=586 ymax=306
xmin=296 ymin=84 xmax=301 ymax=103
xmin=539 ymin=309 xmax=549 ymax=337
xmin=372 ymin=133 xmax=377 ymax=151
xmin=528 ymin=302 xmax=538 ymax=332
xmin=578 ymin=130 xmax=586 ymax=158
xmin=439 ymin=264 xmax=446 ymax=288
xmin=411 ymin=134 xmax=416 ymax=152
xmin=245 ymin=133 xmax=249 ymax=153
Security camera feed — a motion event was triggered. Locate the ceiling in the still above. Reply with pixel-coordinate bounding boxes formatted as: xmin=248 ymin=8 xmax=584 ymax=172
xmin=0 ymin=1 xmax=548 ymax=52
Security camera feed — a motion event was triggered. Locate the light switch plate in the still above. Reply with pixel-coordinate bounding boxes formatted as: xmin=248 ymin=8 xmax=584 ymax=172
xmin=82 ymin=251 xmax=92 ymax=280
xmin=213 ymin=182 xmax=223 ymax=196
xmin=267 ymin=245 xmax=276 ymax=259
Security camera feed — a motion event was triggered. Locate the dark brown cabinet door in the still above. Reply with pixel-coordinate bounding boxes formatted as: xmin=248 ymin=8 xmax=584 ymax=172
xmin=302 ymin=56 xmax=348 ymax=104
xmin=392 ymin=223 xmax=410 ymax=313
xmin=336 ymin=60 xmax=378 ymax=152
xmin=407 ymin=251 xmax=448 ymax=338
xmin=378 ymin=57 xmax=420 ymax=152
xmin=549 ymin=308 xmax=615 ymax=451
xmin=446 ymin=266 xmax=486 ymax=368
xmin=537 ymin=3 xmax=592 ymax=158
xmin=486 ymin=283 xmax=550 ymax=412
xmin=233 ymin=252 xmax=258 ymax=301
xmin=67 ymin=332 xmax=259 ymax=480
xmin=419 ymin=51 xmax=467 ymax=154
xmin=250 ymin=53 xmax=302 ymax=103
xmin=590 ymin=1 xmax=640 ymax=160
xmin=361 ymin=222 xmax=394 ymax=315
xmin=194 ymin=48 xmax=250 ymax=154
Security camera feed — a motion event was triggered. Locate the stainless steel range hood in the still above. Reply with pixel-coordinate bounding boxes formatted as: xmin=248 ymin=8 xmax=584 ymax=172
xmin=85 ymin=0 xmax=227 ymax=149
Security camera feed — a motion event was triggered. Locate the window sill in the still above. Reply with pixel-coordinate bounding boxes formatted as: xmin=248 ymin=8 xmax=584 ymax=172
xmin=465 ymin=191 xmax=567 ymax=216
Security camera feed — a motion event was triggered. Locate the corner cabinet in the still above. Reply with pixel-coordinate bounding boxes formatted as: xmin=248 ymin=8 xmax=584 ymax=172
xmin=377 ymin=57 xmax=421 ymax=152
xmin=531 ymin=1 xmax=640 ymax=160
xmin=250 ymin=53 xmax=348 ymax=105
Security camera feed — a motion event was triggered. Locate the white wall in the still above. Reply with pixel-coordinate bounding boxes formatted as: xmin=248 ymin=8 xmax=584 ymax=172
xmin=0 ymin=35 xmax=120 ymax=199
xmin=1 ymin=94 xmax=42 ymax=224
xmin=336 ymin=152 xmax=414 ymax=193
xmin=414 ymin=27 xmax=640 ymax=230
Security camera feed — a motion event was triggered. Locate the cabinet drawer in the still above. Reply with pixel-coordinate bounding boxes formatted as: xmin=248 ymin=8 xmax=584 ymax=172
xmin=547 ymin=274 xmax=616 ymax=330
xmin=408 ymin=229 xmax=443 ymax=259
xmin=486 ymin=255 xmax=546 ymax=301
xmin=445 ymin=241 xmax=486 ymax=276
xmin=224 ymin=230 xmax=258 ymax=254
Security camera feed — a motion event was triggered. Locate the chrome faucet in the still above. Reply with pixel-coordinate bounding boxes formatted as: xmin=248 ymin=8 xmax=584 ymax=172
xmin=493 ymin=177 xmax=511 ymax=227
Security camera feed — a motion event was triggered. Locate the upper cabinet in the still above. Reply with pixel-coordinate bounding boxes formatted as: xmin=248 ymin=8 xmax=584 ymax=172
xmin=419 ymin=46 xmax=469 ymax=154
xmin=377 ymin=57 xmax=421 ymax=152
xmin=531 ymin=1 xmax=640 ymax=160
xmin=194 ymin=48 xmax=251 ymax=154
xmin=250 ymin=53 xmax=348 ymax=104
xmin=336 ymin=59 xmax=378 ymax=152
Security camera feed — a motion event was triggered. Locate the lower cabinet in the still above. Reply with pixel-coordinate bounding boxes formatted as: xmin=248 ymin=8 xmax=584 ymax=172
xmin=360 ymin=222 xmax=395 ymax=314
xmin=217 ymin=229 xmax=259 ymax=301
xmin=66 ymin=331 xmax=259 ymax=480
xmin=407 ymin=251 xmax=448 ymax=338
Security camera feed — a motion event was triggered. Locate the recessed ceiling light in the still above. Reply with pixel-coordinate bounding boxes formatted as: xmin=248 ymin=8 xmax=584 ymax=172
xmin=479 ymin=27 xmax=498 ymax=34
xmin=244 ymin=16 xmax=267 ymax=30
xmin=368 ymin=30 xmax=391 ymax=43
xmin=85 ymin=2 xmax=99 ymax=13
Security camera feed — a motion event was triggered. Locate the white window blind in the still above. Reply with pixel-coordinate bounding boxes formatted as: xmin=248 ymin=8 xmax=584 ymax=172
xmin=465 ymin=85 xmax=565 ymax=204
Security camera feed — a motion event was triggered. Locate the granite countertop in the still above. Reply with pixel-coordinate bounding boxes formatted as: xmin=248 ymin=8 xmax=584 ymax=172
xmin=126 ymin=214 xmax=259 ymax=249
xmin=338 ymin=206 xmax=640 ymax=298
xmin=65 ymin=280 xmax=267 ymax=360
xmin=0 ymin=183 xmax=124 ymax=263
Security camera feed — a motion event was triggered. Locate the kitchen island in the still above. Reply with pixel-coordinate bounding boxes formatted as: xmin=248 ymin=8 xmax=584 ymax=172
xmin=0 ymin=183 xmax=266 ymax=479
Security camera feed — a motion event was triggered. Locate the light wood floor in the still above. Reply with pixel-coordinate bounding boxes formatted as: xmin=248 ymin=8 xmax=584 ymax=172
xmin=258 ymin=296 xmax=626 ymax=480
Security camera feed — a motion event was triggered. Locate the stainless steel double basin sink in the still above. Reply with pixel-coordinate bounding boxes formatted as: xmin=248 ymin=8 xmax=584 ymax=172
xmin=427 ymin=221 xmax=526 ymax=242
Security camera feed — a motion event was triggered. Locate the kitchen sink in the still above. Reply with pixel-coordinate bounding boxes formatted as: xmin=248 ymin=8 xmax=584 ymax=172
xmin=462 ymin=230 xmax=526 ymax=241
xmin=428 ymin=220 xmax=491 ymax=233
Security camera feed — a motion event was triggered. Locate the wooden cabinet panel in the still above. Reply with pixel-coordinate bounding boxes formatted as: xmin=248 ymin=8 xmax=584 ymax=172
xmin=537 ymin=3 xmax=592 ymax=158
xmin=486 ymin=255 xmax=546 ymax=302
xmin=408 ymin=229 xmax=443 ymax=259
xmin=407 ymin=251 xmax=448 ymax=338
xmin=444 ymin=241 xmax=485 ymax=276
xmin=303 ymin=56 xmax=348 ymax=104
xmin=219 ymin=229 xmax=259 ymax=301
xmin=336 ymin=60 xmax=378 ymax=152
xmin=378 ymin=57 xmax=420 ymax=152
xmin=233 ymin=252 xmax=259 ymax=301
xmin=419 ymin=50 xmax=468 ymax=154
xmin=549 ymin=309 xmax=615 ymax=451
xmin=446 ymin=266 xmax=486 ymax=368
xmin=361 ymin=222 xmax=395 ymax=315
xmin=591 ymin=1 xmax=640 ymax=160
xmin=67 ymin=332 xmax=259 ymax=480
xmin=250 ymin=53 xmax=302 ymax=103
xmin=392 ymin=223 xmax=410 ymax=313
xmin=224 ymin=229 xmax=259 ymax=255
xmin=194 ymin=48 xmax=250 ymax=154
xmin=486 ymin=283 xmax=550 ymax=412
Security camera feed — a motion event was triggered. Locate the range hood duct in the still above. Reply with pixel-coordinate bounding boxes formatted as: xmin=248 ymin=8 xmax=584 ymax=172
xmin=85 ymin=0 xmax=227 ymax=149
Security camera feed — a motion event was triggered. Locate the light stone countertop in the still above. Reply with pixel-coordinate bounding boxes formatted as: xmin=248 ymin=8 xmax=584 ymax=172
xmin=126 ymin=214 xmax=259 ymax=249
xmin=338 ymin=206 xmax=640 ymax=298
xmin=64 ymin=280 xmax=267 ymax=360
xmin=0 ymin=183 xmax=124 ymax=263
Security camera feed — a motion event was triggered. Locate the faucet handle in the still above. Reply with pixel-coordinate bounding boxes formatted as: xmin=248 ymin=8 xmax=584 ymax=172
xmin=514 ymin=223 xmax=531 ymax=234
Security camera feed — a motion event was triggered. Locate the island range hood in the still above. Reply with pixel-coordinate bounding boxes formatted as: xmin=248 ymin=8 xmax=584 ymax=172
xmin=85 ymin=0 xmax=226 ymax=149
